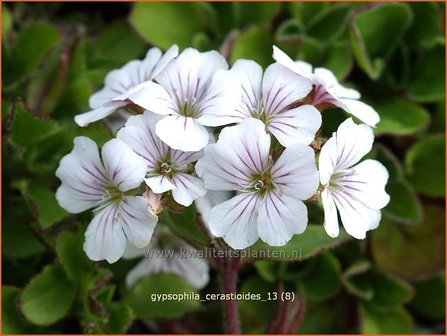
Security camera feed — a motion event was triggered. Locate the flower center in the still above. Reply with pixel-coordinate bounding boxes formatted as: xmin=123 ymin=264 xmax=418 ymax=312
xmin=250 ymin=170 xmax=274 ymax=195
xmin=161 ymin=162 xmax=172 ymax=174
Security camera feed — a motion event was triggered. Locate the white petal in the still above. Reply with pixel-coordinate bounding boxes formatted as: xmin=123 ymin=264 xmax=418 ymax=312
xmin=117 ymin=111 xmax=169 ymax=169
xmin=271 ymin=143 xmax=319 ymax=200
xmin=195 ymin=190 xmax=232 ymax=229
xmin=171 ymin=174 xmax=206 ymax=206
xmin=119 ymin=196 xmax=158 ymax=248
xmin=150 ymin=45 xmax=179 ymax=79
xmin=330 ymin=188 xmax=381 ymax=239
xmin=196 ymin=69 xmax=244 ymax=126
xmin=337 ymin=160 xmax=390 ymax=210
xmin=122 ymin=242 xmax=146 ymax=259
xmin=318 ymin=136 xmax=337 ymax=186
xmin=209 ymin=193 xmax=260 ymax=249
xmin=145 ymin=175 xmax=176 ymax=194
xmin=84 ymin=202 xmax=126 ymax=263
xmin=119 ymin=81 xmax=176 ymax=116
xmin=195 ymin=119 xmax=270 ymax=190
xmin=262 ymin=63 xmax=312 ymax=116
xmin=339 ymin=99 xmax=380 ymax=127
xmin=89 ymin=87 xmax=117 ymax=109
xmin=272 ymin=45 xmax=312 ymax=79
xmin=155 ymin=115 xmax=209 ymax=151
xmin=268 ymin=104 xmax=322 ymax=146
xmin=101 ymin=139 xmax=147 ymax=192
xmin=171 ymin=149 xmax=203 ymax=167
xmin=74 ymin=104 xmax=122 ymax=127
xmin=321 ymin=189 xmax=339 ymax=238
xmin=55 ymin=137 xmax=108 ymax=213
xmin=104 ymin=63 xmax=137 ymax=93
xmin=138 ymin=47 xmax=162 ymax=82
xmin=257 ymin=191 xmax=308 ymax=246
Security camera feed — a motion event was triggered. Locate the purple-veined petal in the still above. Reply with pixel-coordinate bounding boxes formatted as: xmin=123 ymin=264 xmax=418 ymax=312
xmin=89 ymin=87 xmax=118 ymax=109
xmin=171 ymin=148 xmax=203 ymax=167
xmin=196 ymin=190 xmax=232 ymax=230
xmin=119 ymin=196 xmax=158 ymax=248
xmin=84 ymin=202 xmax=126 ymax=263
xmin=321 ymin=188 xmax=339 ymax=238
xmin=171 ymin=173 xmax=206 ymax=206
xmin=195 ymin=119 xmax=270 ymax=190
xmin=314 ymin=67 xmax=361 ymax=100
xmin=155 ymin=115 xmax=209 ymax=151
xmin=209 ymin=193 xmax=260 ymax=249
xmin=137 ymin=47 xmax=162 ymax=82
xmin=150 ymin=45 xmax=179 ymax=79
xmin=262 ymin=63 xmax=312 ymax=116
xmin=74 ymin=104 xmax=123 ymax=127
xmin=56 ymin=136 xmax=109 ymax=213
xmin=145 ymin=174 xmax=175 ymax=194
xmin=257 ymin=191 xmax=308 ymax=246
xmin=117 ymin=112 xmax=169 ymax=170
xmin=338 ymin=99 xmax=380 ymax=127
xmin=318 ymin=136 xmax=337 ymax=186
xmin=330 ymin=187 xmax=381 ymax=239
xmin=271 ymin=143 xmax=319 ymax=200
xmin=336 ymin=159 xmax=390 ymax=210
xmin=101 ymin=139 xmax=147 ymax=192
xmin=268 ymin=104 xmax=322 ymax=147
xmin=272 ymin=45 xmax=312 ymax=79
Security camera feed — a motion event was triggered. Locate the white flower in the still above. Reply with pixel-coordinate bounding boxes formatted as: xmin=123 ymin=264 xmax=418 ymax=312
xmin=195 ymin=190 xmax=232 ymax=231
xmin=273 ymin=46 xmax=380 ymax=127
xmin=117 ymin=111 xmax=206 ymax=206
xmin=127 ymin=48 xmax=241 ymax=152
xmin=195 ymin=118 xmax=319 ymax=249
xmin=319 ymin=118 xmax=390 ymax=239
xmin=75 ymin=46 xmax=179 ymax=127
xmin=198 ymin=59 xmax=321 ymax=147
xmin=122 ymin=229 xmax=210 ymax=290
xmin=56 ymin=136 xmax=158 ymax=263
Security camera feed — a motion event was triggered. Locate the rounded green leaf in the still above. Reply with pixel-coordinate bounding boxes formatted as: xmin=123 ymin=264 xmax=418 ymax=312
xmin=233 ymin=2 xmax=281 ymax=28
xmin=350 ymin=3 xmax=413 ymax=79
xmin=405 ymin=135 xmax=445 ymax=197
xmin=230 ymin=27 xmax=273 ymax=68
xmin=126 ymin=273 xmax=199 ymax=319
xmin=21 ymin=265 xmax=76 ymax=325
xmin=2 ymin=5 xmax=12 ymax=36
xmin=384 ymin=180 xmax=422 ymax=224
xmin=360 ymin=304 xmax=414 ymax=334
xmin=372 ymin=205 xmax=445 ymax=280
xmin=409 ymin=274 xmax=445 ymax=321
xmin=3 ymin=286 xmax=32 ymax=334
xmin=129 ymin=2 xmax=215 ymax=49
xmin=375 ymin=98 xmax=430 ymax=135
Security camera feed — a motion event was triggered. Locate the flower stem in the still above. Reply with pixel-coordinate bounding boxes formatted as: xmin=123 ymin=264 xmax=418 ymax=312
xmin=218 ymin=250 xmax=241 ymax=334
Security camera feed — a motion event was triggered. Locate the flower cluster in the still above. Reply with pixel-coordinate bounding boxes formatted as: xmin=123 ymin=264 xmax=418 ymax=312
xmin=56 ymin=45 xmax=389 ymax=264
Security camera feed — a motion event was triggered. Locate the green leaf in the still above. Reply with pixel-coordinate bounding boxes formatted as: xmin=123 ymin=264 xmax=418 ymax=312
xmin=96 ymin=21 xmax=146 ymax=63
xmin=375 ymin=98 xmax=430 ymax=135
xmin=289 ymin=2 xmax=330 ymax=27
xmin=21 ymin=264 xmax=76 ymax=325
xmin=405 ymin=135 xmax=445 ymax=197
xmin=409 ymin=274 xmax=445 ymax=321
xmin=408 ymin=43 xmax=445 ymax=103
xmin=24 ymin=183 xmax=67 ymax=228
xmin=55 ymin=230 xmax=95 ymax=284
xmin=162 ymin=207 xmax=209 ymax=247
xmin=405 ymin=3 xmax=444 ymax=50
xmin=372 ymin=205 xmax=445 ymax=280
xmin=298 ymin=252 xmax=341 ymax=301
xmin=130 ymin=2 xmax=215 ymax=49
xmin=384 ymin=180 xmax=422 ymax=224
xmin=10 ymin=102 xmax=60 ymax=147
xmin=247 ymin=225 xmax=350 ymax=261
xmin=3 ymin=286 xmax=32 ymax=334
xmin=322 ymin=42 xmax=353 ymax=80
xmin=360 ymin=304 xmax=413 ymax=334
xmin=230 ymin=26 xmax=273 ymax=68
xmin=233 ymin=2 xmax=281 ymax=28
xmin=2 ymin=5 xmax=12 ymax=36
xmin=10 ymin=22 xmax=60 ymax=83
xmin=350 ymin=3 xmax=413 ymax=79
xmin=126 ymin=273 xmax=199 ymax=318
xmin=306 ymin=4 xmax=351 ymax=42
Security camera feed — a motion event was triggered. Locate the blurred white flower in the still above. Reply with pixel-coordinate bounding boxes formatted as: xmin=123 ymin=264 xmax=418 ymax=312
xmin=273 ymin=46 xmax=380 ymax=127
xmin=117 ymin=111 xmax=206 ymax=206
xmin=75 ymin=46 xmax=179 ymax=127
xmin=122 ymin=229 xmax=209 ymax=290
xmin=195 ymin=190 xmax=232 ymax=232
xmin=196 ymin=118 xmax=319 ymax=249
xmin=199 ymin=59 xmax=321 ymax=147
xmin=56 ymin=137 xmax=158 ymax=263
xmin=319 ymin=118 xmax=390 ymax=239
xmin=128 ymin=48 xmax=241 ymax=151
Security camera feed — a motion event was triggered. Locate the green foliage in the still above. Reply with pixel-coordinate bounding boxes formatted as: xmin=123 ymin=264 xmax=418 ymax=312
xmin=2 ymin=2 xmax=445 ymax=334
